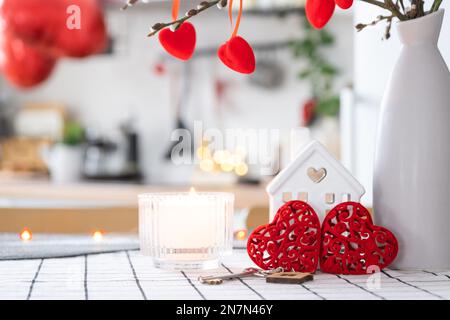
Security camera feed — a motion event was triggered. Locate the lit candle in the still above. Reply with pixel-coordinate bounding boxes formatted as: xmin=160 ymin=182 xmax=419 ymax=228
xmin=139 ymin=189 xmax=234 ymax=270
xmin=92 ymin=230 xmax=104 ymax=241
xmin=20 ymin=228 xmax=32 ymax=241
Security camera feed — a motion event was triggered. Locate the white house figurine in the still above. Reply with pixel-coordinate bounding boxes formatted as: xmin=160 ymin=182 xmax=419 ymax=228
xmin=266 ymin=140 xmax=365 ymax=221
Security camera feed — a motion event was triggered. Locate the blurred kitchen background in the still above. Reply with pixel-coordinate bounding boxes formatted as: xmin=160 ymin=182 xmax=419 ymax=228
xmin=0 ymin=0 xmax=449 ymax=239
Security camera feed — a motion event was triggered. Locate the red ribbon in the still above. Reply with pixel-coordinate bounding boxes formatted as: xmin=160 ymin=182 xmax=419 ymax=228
xmin=172 ymin=0 xmax=180 ymax=21
xmin=228 ymin=0 xmax=243 ymax=38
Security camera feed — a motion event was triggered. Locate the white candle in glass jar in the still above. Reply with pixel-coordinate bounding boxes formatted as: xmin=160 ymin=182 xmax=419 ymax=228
xmin=139 ymin=189 xmax=234 ymax=270
xmin=158 ymin=190 xmax=218 ymax=249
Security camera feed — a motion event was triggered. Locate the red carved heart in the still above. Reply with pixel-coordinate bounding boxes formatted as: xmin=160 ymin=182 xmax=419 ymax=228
xmin=218 ymin=36 xmax=255 ymax=74
xmin=158 ymin=22 xmax=196 ymax=61
xmin=247 ymin=201 xmax=321 ymax=272
xmin=305 ymin=0 xmax=336 ymax=29
xmin=335 ymin=0 xmax=353 ymax=10
xmin=320 ymin=202 xmax=398 ymax=275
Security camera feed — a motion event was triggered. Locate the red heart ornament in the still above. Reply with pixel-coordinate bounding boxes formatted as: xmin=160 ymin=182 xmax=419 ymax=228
xmin=1 ymin=0 xmax=107 ymax=58
xmin=306 ymin=0 xmax=336 ymax=29
xmin=0 ymin=31 xmax=56 ymax=88
xmin=247 ymin=201 xmax=321 ymax=272
xmin=335 ymin=0 xmax=353 ymax=9
xmin=218 ymin=36 xmax=255 ymax=74
xmin=320 ymin=202 xmax=398 ymax=275
xmin=158 ymin=22 xmax=196 ymax=61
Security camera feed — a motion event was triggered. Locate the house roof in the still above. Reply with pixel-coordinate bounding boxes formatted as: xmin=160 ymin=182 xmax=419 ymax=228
xmin=266 ymin=140 xmax=365 ymax=196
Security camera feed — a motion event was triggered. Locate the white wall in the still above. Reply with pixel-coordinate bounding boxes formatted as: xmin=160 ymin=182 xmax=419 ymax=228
xmin=0 ymin=4 xmax=353 ymax=183
xmin=351 ymin=1 xmax=450 ymax=205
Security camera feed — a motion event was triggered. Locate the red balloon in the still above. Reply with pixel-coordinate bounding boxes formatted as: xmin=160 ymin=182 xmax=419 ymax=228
xmin=0 ymin=0 xmax=107 ymax=58
xmin=158 ymin=22 xmax=196 ymax=61
xmin=218 ymin=36 xmax=255 ymax=74
xmin=335 ymin=0 xmax=353 ymax=10
xmin=306 ymin=0 xmax=336 ymax=29
xmin=0 ymin=31 xmax=56 ymax=88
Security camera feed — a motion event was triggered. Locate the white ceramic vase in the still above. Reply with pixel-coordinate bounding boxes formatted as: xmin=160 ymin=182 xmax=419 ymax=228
xmin=374 ymin=9 xmax=450 ymax=269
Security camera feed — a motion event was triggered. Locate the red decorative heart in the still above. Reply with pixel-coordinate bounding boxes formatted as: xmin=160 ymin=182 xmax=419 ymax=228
xmin=320 ymin=202 xmax=398 ymax=275
xmin=218 ymin=36 xmax=255 ymax=74
xmin=158 ymin=22 xmax=196 ymax=61
xmin=0 ymin=31 xmax=56 ymax=88
xmin=305 ymin=0 xmax=336 ymax=29
xmin=247 ymin=201 xmax=321 ymax=272
xmin=335 ymin=0 xmax=353 ymax=10
xmin=1 ymin=0 xmax=107 ymax=58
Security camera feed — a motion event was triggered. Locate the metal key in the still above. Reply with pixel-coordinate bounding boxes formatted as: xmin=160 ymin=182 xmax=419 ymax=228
xmin=198 ymin=267 xmax=283 ymax=285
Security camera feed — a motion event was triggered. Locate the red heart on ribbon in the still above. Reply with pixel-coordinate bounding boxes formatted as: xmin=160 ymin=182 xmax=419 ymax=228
xmin=247 ymin=201 xmax=321 ymax=272
xmin=218 ymin=36 xmax=255 ymax=74
xmin=320 ymin=202 xmax=398 ymax=275
xmin=335 ymin=0 xmax=353 ymax=10
xmin=158 ymin=22 xmax=196 ymax=61
xmin=305 ymin=0 xmax=336 ymax=29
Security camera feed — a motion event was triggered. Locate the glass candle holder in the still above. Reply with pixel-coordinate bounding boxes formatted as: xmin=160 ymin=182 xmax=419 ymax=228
xmin=139 ymin=192 xmax=234 ymax=270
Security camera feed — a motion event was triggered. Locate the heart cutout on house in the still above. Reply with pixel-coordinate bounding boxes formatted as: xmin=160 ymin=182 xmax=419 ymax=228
xmin=218 ymin=36 xmax=255 ymax=74
xmin=247 ymin=200 xmax=321 ymax=272
xmin=158 ymin=22 xmax=196 ymax=61
xmin=320 ymin=202 xmax=398 ymax=275
xmin=307 ymin=167 xmax=327 ymax=183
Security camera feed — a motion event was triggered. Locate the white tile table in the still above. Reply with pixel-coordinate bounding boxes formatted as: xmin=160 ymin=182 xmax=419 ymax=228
xmin=1 ymin=249 xmax=449 ymax=300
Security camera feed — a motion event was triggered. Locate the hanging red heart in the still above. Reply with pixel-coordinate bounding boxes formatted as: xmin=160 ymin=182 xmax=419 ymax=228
xmin=1 ymin=0 xmax=107 ymax=58
xmin=0 ymin=31 xmax=56 ymax=88
xmin=320 ymin=202 xmax=398 ymax=275
xmin=247 ymin=201 xmax=321 ymax=272
xmin=306 ymin=0 xmax=336 ymax=29
xmin=335 ymin=0 xmax=353 ymax=10
xmin=158 ymin=22 xmax=196 ymax=61
xmin=218 ymin=36 xmax=255 ymax=74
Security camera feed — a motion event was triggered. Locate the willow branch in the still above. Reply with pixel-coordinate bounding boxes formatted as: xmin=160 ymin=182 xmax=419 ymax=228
xmin=431 ymin=0 xmax=443 ymax=12
xmin=355 ymin=14 xmax=394 ymax=33
xmin=359 ymin=0 xmax=407 ymax=20
xmin=359 ymin=0 xmax=389 ymax=10
xmin=121 ymin=0 xmax=140 ymax=11
xmin=147 ymin=0 xmax=222 ymax=37
xmin=384 ymin=16 xmax=393 ymax=39
xmin=385 ymin=0 xmax=407 ymax=20
xmin=398 ymin=0 xmax=405 ymax=13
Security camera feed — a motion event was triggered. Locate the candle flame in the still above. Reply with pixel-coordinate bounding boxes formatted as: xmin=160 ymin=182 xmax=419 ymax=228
xmin=20 ymin=228 xmax=32 ymax=241
xmin=235 ymin=229 xmax=247 ymax=241
xmin=92 ymin=230 xmax=104 ymax=241
xmin=189 ymin=187 xmax=196 ymax=195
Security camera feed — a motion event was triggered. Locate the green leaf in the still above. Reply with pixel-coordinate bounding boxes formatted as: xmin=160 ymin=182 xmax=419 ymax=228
xmin=291 ymin=15 xmax=340 ymax=116
xmin=315 ymin=96 xmax=340 ymax=117
xmin=298 ymin=69 xmax=312 ymax=79
xmin=320 ymin=64 xmax=338 ymax=76
xmin=319 ymin=30 xmax=334 ymax=45
xmin=63 ymin=121 xmax=85 ymax=145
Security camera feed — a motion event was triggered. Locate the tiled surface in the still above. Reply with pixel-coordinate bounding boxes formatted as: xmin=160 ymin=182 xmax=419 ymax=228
xmin=1 ymin=250 xmax=449 ymax=300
